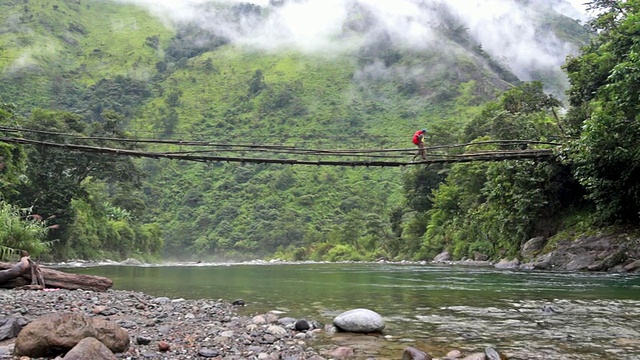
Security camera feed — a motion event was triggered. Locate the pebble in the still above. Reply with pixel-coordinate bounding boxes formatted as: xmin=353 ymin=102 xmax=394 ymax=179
xmin=0 ymin=289 xmax=323 ymax=360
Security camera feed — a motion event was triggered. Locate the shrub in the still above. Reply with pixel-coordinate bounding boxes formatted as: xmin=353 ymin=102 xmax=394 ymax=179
xmin=0 ymin=201 xmax=51 ymax=259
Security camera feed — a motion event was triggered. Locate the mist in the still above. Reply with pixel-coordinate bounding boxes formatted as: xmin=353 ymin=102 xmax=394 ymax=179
xmin=111 ymin=0 xmax=590 ymax=83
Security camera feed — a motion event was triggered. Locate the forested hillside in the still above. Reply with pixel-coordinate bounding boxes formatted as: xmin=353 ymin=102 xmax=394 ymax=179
xmin=2 ymin=0 xmax=620 ymax=263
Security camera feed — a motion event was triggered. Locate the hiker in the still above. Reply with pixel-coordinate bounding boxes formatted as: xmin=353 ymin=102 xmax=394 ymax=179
xmin=412 ymin=129 xmax=427 ymax=160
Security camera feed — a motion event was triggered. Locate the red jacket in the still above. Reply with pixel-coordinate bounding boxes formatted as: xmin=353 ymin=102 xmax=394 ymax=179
xmin=412 ymin=130 xmax=424 ymax=145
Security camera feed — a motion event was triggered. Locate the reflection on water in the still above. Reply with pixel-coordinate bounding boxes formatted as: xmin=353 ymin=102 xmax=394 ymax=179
xmin=66 ymin=263 xmax=640 ymax=359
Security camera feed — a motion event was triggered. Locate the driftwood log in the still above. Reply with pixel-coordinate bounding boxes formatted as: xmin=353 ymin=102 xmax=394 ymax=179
xmin=0 ymin=257 xmax=113 ymax=292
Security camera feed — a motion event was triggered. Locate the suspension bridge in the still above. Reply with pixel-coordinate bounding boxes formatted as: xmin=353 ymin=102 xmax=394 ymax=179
xmin=0 ymin=126 xmax=560 ymax=167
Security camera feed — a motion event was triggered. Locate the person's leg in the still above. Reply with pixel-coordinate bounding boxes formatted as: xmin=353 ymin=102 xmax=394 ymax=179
xmin=419 ymin=142 xmax=426 ymax=160
xmin=413 ymin=144 xmax=422 ymax=161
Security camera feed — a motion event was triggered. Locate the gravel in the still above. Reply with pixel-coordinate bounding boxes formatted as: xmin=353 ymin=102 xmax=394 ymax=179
xmin=0 ymin=288 xmax=326 ymax=360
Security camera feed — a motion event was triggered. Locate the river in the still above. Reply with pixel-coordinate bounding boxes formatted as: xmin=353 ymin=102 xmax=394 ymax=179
xmin=65 ymin=262 xmax=640 ymax=359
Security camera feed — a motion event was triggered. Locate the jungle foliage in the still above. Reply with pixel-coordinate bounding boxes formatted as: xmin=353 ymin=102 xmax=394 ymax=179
xmin=564 ymin=0 xmax=640 ymax=224
xmin=3 ymin=0 xmax=635 ymax=263
xmin=399 ymin=83 xmax=584 ymax=260
xmin=395 ymin=0 xmax=640 ymax=260
xmin=0 ymin=201 xmax=51 ymax=260
xmin=0 ymin=104 xmax=163 ymax=260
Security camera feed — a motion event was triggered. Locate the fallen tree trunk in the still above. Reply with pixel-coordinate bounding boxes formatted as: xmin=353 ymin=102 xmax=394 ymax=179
xmin=0 ymin=257 xmax=30 ymax=284
xmin=0 ymin=258 xmax=113 ymax=292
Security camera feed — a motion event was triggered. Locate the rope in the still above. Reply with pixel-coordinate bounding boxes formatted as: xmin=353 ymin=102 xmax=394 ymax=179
xmin=0 ymin=136 xmax=556 ymax=167
xmin=0 ymin=125 xmax=561 ymax=153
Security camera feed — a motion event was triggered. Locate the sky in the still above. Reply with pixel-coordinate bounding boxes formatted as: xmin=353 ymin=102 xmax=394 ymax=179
xmin=567 ymin=0 xmax=589 ymax=15
xmin=110 ymin=0 xmax=592 ymax=83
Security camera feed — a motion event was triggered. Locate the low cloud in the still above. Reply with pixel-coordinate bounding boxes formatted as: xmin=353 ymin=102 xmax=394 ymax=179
xmin=446 ymin=0 xmax=585 ymax=81
xmin=113 ymin=0 xmax=588 ymax=82
xmin=5 ymin=43 xmax=58 ymax=76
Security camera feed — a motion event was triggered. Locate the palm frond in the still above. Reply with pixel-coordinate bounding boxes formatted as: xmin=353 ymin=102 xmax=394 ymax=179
xmin=0 ymin=245 xmax=23 ymax=262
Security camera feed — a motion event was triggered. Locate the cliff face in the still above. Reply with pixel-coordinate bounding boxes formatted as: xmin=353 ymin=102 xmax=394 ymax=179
xmin=521 ymin=231 xmax=640 ymax=272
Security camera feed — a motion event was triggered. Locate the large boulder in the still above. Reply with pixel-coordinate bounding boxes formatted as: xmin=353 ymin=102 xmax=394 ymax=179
xmin=565 ymin=254 xmax=597 ymax=271
xmin=63 ymin=337 xmax=117 ymax=360
xmin=433 ymin=251 xmax=451 ymax=263
xmin=473 ymin=252 xmax=489 ymax=261
xmin=402 ymin=346 xmax=432 ymax=360
xmin=494 ymin=258 xmax=520 ymax=270
xmin=0 ymin=316 xmax=28 ymax=341
xmin=90 ymin=317 xmax=131 ymax=352
xmin=624 ymin=259 xmax=640 ymax=272
xmin=14 ymin=313 xmax=129 ymax=358
xmin=521 ymin=236 xmax=547 ymax=259
xmin=333 ymin=308 xmax=385 ymax=333
xmin=485 ymin=346 xmax=507 ymax=360
xmin=526 ymin=233 xmax=634 ymax=271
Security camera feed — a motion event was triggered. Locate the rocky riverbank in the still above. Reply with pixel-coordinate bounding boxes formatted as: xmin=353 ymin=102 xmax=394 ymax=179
xmin=0 ymin=287 xmax=514 ymax=360
xmin=431 ymin=230 xmax=640 ymax=273
xmin=49 ymin=228 xmax=640 ymax=273
xmin=0 ymin=288 xmax=324 ymax=359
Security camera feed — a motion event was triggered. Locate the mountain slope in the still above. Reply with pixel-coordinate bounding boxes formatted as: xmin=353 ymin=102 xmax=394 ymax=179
xmin=0 ymin=0 xmax=590 ymax=260
xmin=0 ymin=0 xmax=172 ymax=112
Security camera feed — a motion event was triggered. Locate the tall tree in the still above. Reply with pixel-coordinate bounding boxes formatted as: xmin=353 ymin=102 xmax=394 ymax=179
xmin=406 ymin=82 xmax=573 ymax=259
xmin=0 ymin=103 xmax=26 ymax=199
xmin=564 ymin=0 xmax=640 ymax=222
xmin=9 ymin=109 xmax=142 ymax=256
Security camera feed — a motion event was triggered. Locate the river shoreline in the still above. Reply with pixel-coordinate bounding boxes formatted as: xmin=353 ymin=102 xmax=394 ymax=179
xmin=47 ymin=228 xmax=640 ymax=274
xmin=3 ymin=262 xmax=639 ymax=359
xmin=52 ymin=258 xmax=494 ymax=268
xmin=0 ymin=286 xmax=520 ymax=360
xmin=0 ymin=288 xmax=325 ymax=359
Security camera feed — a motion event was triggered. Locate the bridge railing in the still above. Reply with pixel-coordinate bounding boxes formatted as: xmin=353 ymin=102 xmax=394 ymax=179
xmin=0 ymin=125 xmax=561 ymax=167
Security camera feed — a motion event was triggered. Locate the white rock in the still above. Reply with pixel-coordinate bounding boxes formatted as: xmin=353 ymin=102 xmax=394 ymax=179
xmin=333 ymin=308 xmax=385 ymax=333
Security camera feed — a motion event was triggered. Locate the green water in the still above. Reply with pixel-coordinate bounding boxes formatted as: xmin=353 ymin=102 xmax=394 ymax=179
xmin=66 ymin=263 xmax=640 ymax=359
